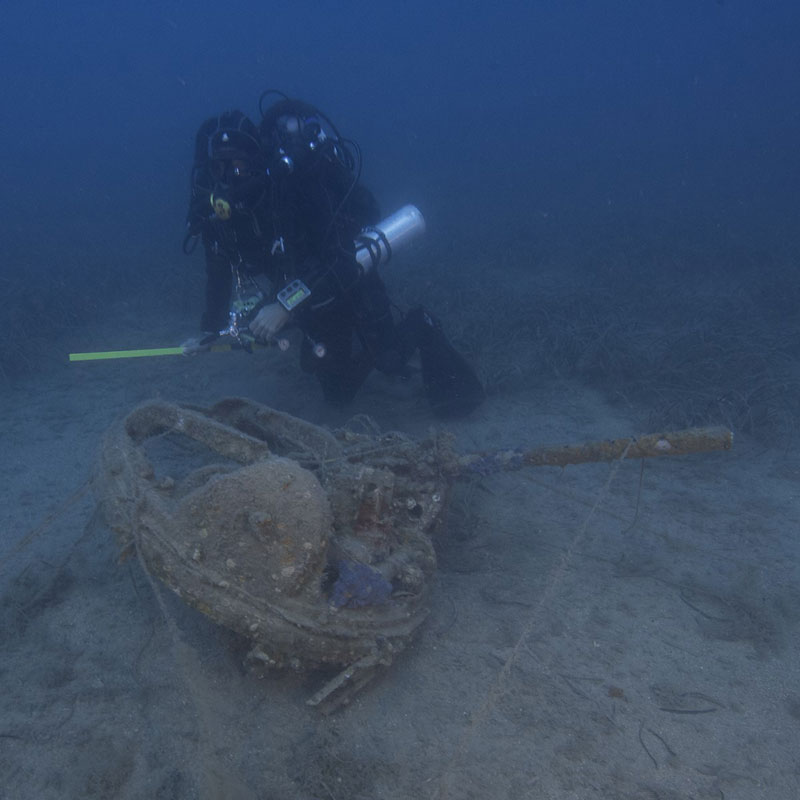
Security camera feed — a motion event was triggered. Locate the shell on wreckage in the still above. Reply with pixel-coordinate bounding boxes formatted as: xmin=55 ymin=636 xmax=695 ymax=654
xmin=94 ymin=397 xmax=455 ymax=683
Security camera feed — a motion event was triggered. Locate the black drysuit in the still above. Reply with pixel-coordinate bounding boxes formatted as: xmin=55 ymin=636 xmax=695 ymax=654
xmin=197 ymin=156 xmax=407 ymax=404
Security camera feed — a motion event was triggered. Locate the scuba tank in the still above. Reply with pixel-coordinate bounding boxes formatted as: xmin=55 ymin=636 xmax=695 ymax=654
xmin=355 ymin=205 xmax=426 ymax=273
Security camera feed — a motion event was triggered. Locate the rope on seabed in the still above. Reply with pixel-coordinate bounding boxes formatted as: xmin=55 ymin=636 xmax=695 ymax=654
xmin=431 ymin=439 xmax=634 ymax=800
xmin=0 ymin=481 xmax=90 ymax=575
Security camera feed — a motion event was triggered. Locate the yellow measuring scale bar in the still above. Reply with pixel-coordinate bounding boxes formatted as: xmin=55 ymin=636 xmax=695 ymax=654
xmin=68 ymin=344 xmax=239 ymax=362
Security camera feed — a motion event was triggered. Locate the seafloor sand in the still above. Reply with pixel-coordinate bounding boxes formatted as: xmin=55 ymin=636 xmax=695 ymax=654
xmin=1 ymin=308 xmax=799 ymax=800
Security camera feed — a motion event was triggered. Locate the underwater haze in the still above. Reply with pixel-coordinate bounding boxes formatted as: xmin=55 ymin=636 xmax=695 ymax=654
xmin=3 ymin=2 xmax=800 ymax=799
xmin=3 ymin=0 xmax=799 ymax=429
xmin=3 ymin=1 xmax=799 ymax=294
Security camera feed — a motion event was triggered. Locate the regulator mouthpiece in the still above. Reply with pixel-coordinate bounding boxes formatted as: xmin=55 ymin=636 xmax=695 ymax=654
xmin=210 ymin=193 xmax=232 ymax=220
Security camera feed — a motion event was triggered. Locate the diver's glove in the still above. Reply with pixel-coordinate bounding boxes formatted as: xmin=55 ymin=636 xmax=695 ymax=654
xmin=181 ymin=333 xmax=214 ymax=355
xmin=249 ymin=302 xmax=291 ymax=341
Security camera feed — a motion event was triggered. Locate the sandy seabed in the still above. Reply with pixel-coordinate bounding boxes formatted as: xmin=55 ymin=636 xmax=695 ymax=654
xmin=1 ymin=309 xmax=799 ymax=800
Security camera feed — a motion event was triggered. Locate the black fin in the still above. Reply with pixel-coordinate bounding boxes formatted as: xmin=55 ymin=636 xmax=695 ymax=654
xmin=415 ymin=311 xmax=485 ymax=418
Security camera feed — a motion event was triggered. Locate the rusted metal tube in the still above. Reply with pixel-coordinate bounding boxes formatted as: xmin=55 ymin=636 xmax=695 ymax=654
xmin=455 ymin=426 xmax=733 ymax=476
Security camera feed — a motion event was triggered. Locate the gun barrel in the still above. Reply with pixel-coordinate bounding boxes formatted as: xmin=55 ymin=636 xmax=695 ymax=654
xmin=455 ymin=426 xmax=733 ymax=476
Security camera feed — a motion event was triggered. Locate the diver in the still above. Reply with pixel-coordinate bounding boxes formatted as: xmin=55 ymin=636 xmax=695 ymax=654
xmin=181 ymin=92 xmax=484 ymax=418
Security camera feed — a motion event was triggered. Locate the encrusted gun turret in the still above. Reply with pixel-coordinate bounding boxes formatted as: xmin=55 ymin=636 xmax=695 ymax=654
xmin=94 ymin=397 xmax=731 ymax=711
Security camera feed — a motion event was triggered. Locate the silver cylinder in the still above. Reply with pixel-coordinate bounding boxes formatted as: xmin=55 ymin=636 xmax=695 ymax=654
xmin=355 ymin=204 xmax=426 ymax=272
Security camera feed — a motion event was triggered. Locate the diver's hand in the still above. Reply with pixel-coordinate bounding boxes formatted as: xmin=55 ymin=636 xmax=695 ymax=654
xmin=250 ymin=302 xmax=290 ymax=341
xmin=181 ymin=335 xmax=212 ymax=356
